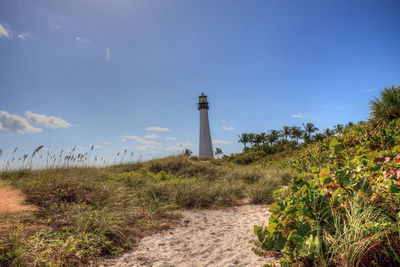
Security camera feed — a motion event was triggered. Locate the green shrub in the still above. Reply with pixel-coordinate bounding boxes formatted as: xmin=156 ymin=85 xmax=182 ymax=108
xmin=252 ymin=119 xmax=400 ymax=266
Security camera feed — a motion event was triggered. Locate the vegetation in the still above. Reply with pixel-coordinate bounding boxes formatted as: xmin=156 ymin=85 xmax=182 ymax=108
xmin=251 ymin=84 xmax=400 ymax=266
xmin=0 ymin=155 xmax=287 ymax=266
xmin=2 ymin=84 xmax=400 ymax=266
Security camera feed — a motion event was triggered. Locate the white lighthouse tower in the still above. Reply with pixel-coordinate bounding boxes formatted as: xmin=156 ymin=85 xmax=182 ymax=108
xmin=198 ymin=93 xmax=213 ymax=158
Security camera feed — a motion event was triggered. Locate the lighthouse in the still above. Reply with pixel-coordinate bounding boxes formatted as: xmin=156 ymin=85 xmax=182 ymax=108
xmin=198 ymin=93 xmax=213 ymax=158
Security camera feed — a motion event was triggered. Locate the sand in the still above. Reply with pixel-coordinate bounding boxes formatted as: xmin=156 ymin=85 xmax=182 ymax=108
xmin=0 ymin=181 xmax=35 ymax=216
xmin=103 ymin=205 xmax=280 ymax=267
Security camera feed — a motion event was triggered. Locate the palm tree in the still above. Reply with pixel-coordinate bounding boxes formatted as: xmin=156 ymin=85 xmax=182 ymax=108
xmin=303 ymin=123 xmax=319 ymax=138
xmin=370 ymin=85 xmax=400 ymax=122
xmin=290 ymin=126 xmax=304 ymax=142
xmin=184 ymin=148 xmax=192 ymax=156
xmin=270 ymin=129 xmax=281 ymax=140
xmin=248 ymin=133 xmax=256 ymax=147
xmin=215 ymin=147 xmax=223 ymax=159
xmin=282 ymin=126 xmax=291 ymax=140
xmin=334 ymin=124 xmax=344 ymax=134
xmin=238 ymin=133 xmax=250 ymax=149
xmin=345 ymin=122 xmax=354 ymax=128
xmin=259 ymin=132 xmax=267 ymax=145
xmin=266 ymin=130 xmax=280 ymax=146
xmin=312 ymin=133 xmax=325 ymax=142
xmin=254 ymin=134 xmax=263 ymax=146
xmin=324 ymin=128 xmax=335 ymax=137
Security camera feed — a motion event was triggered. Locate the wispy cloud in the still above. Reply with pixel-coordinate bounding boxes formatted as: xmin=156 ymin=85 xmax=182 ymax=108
xmin=75 ymin=36 xmax=88 ymax=43
xmin=106 ymin=48 xmax=110 ymax=61
xmin=25 ymin=111 xmax=72 ymax=129
xmin=137 ymin=145 xmax=157 ymax=150
xmin=212 ymin=139 xmax=230 ymax=145
xmin=291 ymin=112 xmax=303 ymax=119
xmin=144 ymin=133 xmax=159 ymax=139
xmin=0 ymin=24 xmax=10 ymax=38
xmin=0 ymin=24 xmax=31 ymax=40
xmin=165 ymin=146 xmax=182 ymax=152
xmin=146 ymin=126 xmax=170 ymax=132
xmin=48 ymin=17 xmax=62 ymax=29
xmin=120 ymin=135 xmax=159 ymax=145
xmin=164 ymin=136 xmax=176 ymax=141
xmin=18 ymin=32 xmax=31 ymax=40
xmin=102 ymin=142 xmax=112 ymax=145
xmin=0 ymin=111 xmax=42 ymax=133
xmin=222 ymin=126 xmax=234 ymax=131
xmin=361 ymin=88 xmax=377 ymax=93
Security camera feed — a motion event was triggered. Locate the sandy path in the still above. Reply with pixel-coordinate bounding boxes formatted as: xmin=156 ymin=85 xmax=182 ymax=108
xmin=103 ymin=205 xmax=279 ymax=267
xmin=0 ymin=181 xmax=35 ymax=215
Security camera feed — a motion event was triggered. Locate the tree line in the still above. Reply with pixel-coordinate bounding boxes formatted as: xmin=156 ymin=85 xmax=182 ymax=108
xmin=237 ymin=122 xmax=354 ymax=150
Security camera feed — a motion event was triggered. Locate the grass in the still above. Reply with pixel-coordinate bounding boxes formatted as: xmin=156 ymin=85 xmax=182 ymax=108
xmin=0 ymin=155 xmax=288 ymax=266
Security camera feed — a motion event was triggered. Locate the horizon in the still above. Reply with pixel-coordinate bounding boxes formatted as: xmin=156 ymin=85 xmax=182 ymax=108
xmin=1 ymin=0 xmax=400 ymax=165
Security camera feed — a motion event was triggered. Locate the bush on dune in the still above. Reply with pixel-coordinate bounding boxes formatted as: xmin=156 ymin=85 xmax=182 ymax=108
xmin=252 ymin=94 xmax=400 ymax=266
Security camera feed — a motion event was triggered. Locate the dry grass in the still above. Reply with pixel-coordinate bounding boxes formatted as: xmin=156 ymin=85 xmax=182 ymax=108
xmin=0 ymin=155 xmax=288 ymax=266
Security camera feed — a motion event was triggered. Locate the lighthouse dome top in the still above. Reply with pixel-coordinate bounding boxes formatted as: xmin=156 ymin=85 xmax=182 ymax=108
xmin=198 ymin=93 xmax=209 ymax=110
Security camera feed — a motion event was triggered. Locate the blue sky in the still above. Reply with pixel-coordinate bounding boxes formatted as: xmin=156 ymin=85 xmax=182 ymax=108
xmin=0 ymin=0 xmax=399 ymax=164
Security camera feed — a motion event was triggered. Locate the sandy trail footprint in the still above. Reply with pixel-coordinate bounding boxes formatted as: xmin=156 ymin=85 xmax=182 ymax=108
xmin=101 ymin=205 xmax=279 ymax=267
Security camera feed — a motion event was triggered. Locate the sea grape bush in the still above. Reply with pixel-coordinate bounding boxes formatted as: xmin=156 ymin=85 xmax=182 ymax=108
xmin=253 ymin=119 xmax=400 ymax=266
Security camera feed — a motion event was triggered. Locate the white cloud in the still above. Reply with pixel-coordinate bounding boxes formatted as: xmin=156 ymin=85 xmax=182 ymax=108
xmin=0 ymin=111 xmax=42 ymax=133
xmin=102 ymin=142 xmax=112 ymax=145
xmin=165 ymin=146 xmax=184 ymax=152
xmin=164 ymin=136 xmax=176 ymax=141
xmin=106 ymin=48 xmax=110 ymax=61
xmin=25 ymin=111 xmax=72 ymax=129
xmin=0 ymin=24 xmax=10 ymax=38
xmin=291 ymin=112 xmax=303 ymax=119
xmin=165 ymin=142 xmax=192 ymax=152
xmin=120 ymin=135 xmax=159 ymax=145
xmin=177 ymin=142 xmax=192 ymax=147
xmin=137 ymin=145 xmax=157 ymax=150
xmin=144 ymin=133 xmax=160 ymax=139
xmin=212 ymin=139 xmax=230 ymax=145
xmin=18 ymin=32 xmax=31 ymax=40
xmin=75 ymin=36 xmax=88 ymax=43
xmin=222 ymin=126 xmax=234 ymax=131
xmin=146 ymin=126 xmax=170 ymax=132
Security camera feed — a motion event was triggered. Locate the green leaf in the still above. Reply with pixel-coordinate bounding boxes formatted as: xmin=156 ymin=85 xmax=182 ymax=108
xmin=266 ymin=222 xmax=278 ymax=234
xmin=274 ymin=235 xmax=286 ymax=251
xmin=333 ymin=144 xmax=344 ymax=154
xmin=320 ymin=177 xmax=333 ymax=185
xmin=367 ymin=151 xmax=380 ymax=162
xmin=269 ymin=203 xmax=282 ymax=215
xmin=389 ymin=183 xmax=400 ymax=193
xmin=335 ymin=171 xmax=350 ymax=185
xmin=298 ymin=223 xmax=311 ymax=236
xmin=254 ymin=225 xmax=263 ymax=235
xmin=291 ymin=233 xmax=304 ymax=245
